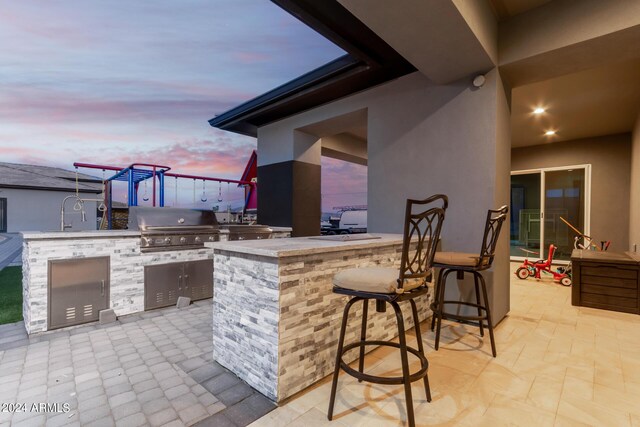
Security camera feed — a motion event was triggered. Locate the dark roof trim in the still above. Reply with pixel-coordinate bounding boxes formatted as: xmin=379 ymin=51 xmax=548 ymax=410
xmin=208 ymin=55 xmax=362 ymax=136
xmin=209 ymin=0 xmax=415 ymax=137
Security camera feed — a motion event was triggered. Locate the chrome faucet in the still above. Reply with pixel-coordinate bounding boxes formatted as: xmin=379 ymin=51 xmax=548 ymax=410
xmin=60 ymin=195 xmax=87 ymax=231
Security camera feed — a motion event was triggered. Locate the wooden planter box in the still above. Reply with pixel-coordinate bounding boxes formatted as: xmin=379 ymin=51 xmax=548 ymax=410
xmin=571 ymin=250 xmax=640 ymax=314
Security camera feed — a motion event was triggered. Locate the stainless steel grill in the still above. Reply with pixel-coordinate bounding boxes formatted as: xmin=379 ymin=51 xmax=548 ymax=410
xmin=128 ymin=207 xmax=220 ymax=252
xmin=221 ymin=224 xmax=273 ymax=241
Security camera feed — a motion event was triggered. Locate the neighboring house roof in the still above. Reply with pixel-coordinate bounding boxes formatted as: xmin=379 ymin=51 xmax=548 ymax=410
xmin=208 ymin=0 xmax=415 ymax=137
xmin=0 ymin=162 xmax=103 ymax=193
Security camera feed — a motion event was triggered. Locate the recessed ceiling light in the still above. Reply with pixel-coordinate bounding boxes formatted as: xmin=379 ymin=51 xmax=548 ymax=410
xmin=545 ymin=130 xmax=556 ymax=136
xmin=533 ymin=107 xmax=545 ymax=114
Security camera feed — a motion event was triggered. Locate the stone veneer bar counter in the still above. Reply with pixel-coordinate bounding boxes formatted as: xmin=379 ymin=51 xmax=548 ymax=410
xmin=211 ymin=233 xmax=432 ymax=402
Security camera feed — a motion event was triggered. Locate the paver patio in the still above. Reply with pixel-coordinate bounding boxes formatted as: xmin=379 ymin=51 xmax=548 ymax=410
xmin=0 ymin=300 xmax=274 ymax=427
xmin=0 ymin=233 xmax=22 ymax=271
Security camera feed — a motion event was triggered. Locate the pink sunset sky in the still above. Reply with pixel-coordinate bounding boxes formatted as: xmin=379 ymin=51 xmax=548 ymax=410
xmin=0 ymin=0 xmax=366 ymax=212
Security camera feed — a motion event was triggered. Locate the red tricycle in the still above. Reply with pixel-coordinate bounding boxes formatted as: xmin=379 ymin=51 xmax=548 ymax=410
xmin=515 ymin=244 xmax=572 ymax=286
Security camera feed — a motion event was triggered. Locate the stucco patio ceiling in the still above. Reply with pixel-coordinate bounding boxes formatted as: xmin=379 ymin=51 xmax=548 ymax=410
xmin=489 ymin=0 xmax=552 ymax=21
xmin=338 ymin=0 xmax=497 ymax=84
xmin=511 ymin=57 xmax=640 ymax=147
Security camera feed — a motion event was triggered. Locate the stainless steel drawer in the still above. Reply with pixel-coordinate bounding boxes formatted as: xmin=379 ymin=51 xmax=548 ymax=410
xmin=48 ymin=257 xmax=110 ymax=330
xmin=144 ymin=260 xmax=213 ymax=310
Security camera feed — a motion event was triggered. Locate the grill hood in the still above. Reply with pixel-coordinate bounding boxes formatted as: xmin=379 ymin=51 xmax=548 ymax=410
xmin=128 ymin=206 xmax=219 ymax=231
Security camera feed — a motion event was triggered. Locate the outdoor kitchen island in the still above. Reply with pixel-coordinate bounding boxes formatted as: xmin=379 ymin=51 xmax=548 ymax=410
xmin=21 ymin=225 xmax=291 ymax=334
xmin=211 ymin=233 xmax=432 ymax=403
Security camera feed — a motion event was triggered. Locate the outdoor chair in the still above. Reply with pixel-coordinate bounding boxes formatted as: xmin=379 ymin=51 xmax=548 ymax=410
xmin=430 ymin=205 xmax=508 ymax=357
xmin=327 ymin=194 xmax=447 ymax=427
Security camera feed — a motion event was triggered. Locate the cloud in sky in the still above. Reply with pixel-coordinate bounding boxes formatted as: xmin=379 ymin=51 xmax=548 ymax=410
xmin=90 ymin=132 xmax=255 ymax=178
xmin=0 ymin=0 xmax=365 ymax=211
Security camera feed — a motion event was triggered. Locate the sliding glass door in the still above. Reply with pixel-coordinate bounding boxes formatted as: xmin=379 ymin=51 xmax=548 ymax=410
xmin=543 ymin=169 xmax=587 ymax=260
xmin=510 ymin=173 xmax=541 ymax=258
xmin=510 ymin=165 xmax=590 ymax=262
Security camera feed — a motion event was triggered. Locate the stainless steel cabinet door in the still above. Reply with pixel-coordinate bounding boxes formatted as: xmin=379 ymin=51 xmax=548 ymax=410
xmin=49 ymin=257 xmax=109 ymax=330
xmin=144 ymin=262 xmax=184 ymax=310
xmin=185 ymin=259 xmax=213 ymax=301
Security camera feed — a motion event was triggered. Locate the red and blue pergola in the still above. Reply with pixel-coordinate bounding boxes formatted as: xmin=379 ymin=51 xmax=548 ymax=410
xmin=73 ymin=162 xmax=256 ymax=229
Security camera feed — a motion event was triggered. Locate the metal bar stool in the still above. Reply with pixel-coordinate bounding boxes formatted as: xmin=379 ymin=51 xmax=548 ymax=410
xmin=429 ymin=205 xmax=508 ymax=357
xmin=327 ymin=195 xmax=447 ymax=427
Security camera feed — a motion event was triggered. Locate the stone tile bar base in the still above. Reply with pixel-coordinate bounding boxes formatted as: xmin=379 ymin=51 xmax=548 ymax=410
xmin=21 ymin=228 xmax=291 ymax=335
xmin=212 ymin=234 xmax=432 ymax=402
xmin=22 ymin=232 xmax=216 ymax=334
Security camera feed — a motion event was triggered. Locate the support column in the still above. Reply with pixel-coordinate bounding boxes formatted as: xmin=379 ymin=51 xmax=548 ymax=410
xmin=158 ymin=172 xmax=165 ymax=207
xmin=257 ymin=130 xmax=321 ymax=237
xmin=107 ymin=181 xmax=113 ymax=230
xmin=366 ymin=69 xmax=511 ymax=324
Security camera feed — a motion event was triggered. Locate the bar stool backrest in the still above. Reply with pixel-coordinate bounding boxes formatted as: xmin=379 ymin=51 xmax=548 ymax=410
xmin=478 ymin=205 xmax=509 ymax=267
xmin=398 ymin=195 xmax=448 ymax=289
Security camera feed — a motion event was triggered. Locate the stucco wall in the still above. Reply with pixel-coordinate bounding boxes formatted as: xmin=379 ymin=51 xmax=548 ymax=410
xmin=631 ymin=117 xmax=640 ymax=252
xmin=493 ymin=70 xmax=512 ymax=321
xmin=511 ymin=133 xmax=631 ymax=252
xmin=0 ymin=188 xmax=98 ymax=232
xmin=257 ymin=70 xmax=511 ymax=323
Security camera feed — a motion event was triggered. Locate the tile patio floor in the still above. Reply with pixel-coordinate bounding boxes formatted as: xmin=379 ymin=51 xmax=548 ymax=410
xmin=249 ymin=263 xmax=640 ymax=427
xmin=0 ymin=300 xmax=274 ymax=427
xmin=2 ymin=263 xmax=640 ymax=426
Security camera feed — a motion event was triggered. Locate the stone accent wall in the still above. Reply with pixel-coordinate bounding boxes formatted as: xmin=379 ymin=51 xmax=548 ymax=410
xmin=212 ymin=243 xmax=432 ymax=402
xmin=22 ymin=237 xmax=216 ymax=334
xmin=277 ymin=246 xmax=431 ymax=401
xmin=213 ymin=252 xmax=281 ymax=400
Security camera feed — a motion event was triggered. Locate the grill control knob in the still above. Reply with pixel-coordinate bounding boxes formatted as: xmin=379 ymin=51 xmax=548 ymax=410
xmin=164 ymin=237 xmax=172 ymax=244
xmin=208 ymin=236 xmax=216 ymax=241
xmin=142 ymin=237 xmax=151 ymax=246
xmin=194 ymin=236 xmax=202 ymax=243
xmin=179 ymin=237 xmax=187 ymax=244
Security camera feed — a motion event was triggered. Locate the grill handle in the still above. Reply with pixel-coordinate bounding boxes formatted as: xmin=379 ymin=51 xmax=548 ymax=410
xmin=144 ymin=225 xmax=219 ymax=231
xmin=178 ymin=275 xmax=182 ymax=290
xmin=101 ymin=280 xmax=105 ymax=296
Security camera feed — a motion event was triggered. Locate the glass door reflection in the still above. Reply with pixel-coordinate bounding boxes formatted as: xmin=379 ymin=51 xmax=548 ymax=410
xmin=543 ymin=169 xmax=585 ymax=261
xmin=510 ymin=173 xmax=541 ymax=259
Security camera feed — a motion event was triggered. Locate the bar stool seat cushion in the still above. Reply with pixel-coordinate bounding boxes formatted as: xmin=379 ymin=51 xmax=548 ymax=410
xmin=434 ymin=251 xmax=484 ymax=267
xmin=333 ymin=267 xmax=425 ymax=294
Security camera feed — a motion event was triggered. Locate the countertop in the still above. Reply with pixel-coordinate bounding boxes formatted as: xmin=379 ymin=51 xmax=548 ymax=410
xmin=263 ymin=226 xmax=292 ymax=232
xmin=571 ymin=249 xmax=640 ymax=265
xmin=212 ymin=233 xmax=404 ymax=258
xmin=21 ymin=225 xmax=291 ymax=241
xmin=21 ymin=230 xmax=141 ymax=240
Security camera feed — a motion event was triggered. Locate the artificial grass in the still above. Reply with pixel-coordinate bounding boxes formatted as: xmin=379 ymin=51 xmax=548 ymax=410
xmin=0 ymin=266 xmax=23 ymax=325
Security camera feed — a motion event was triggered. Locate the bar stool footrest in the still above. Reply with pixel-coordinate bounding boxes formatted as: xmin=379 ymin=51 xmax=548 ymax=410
xmin=339 ymin=340 xmax=429 ymax=385
xmin=430 ymin=301 xmax=488 ymax=322
xmin=434 ymin=312 xmax=486 ymax=322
